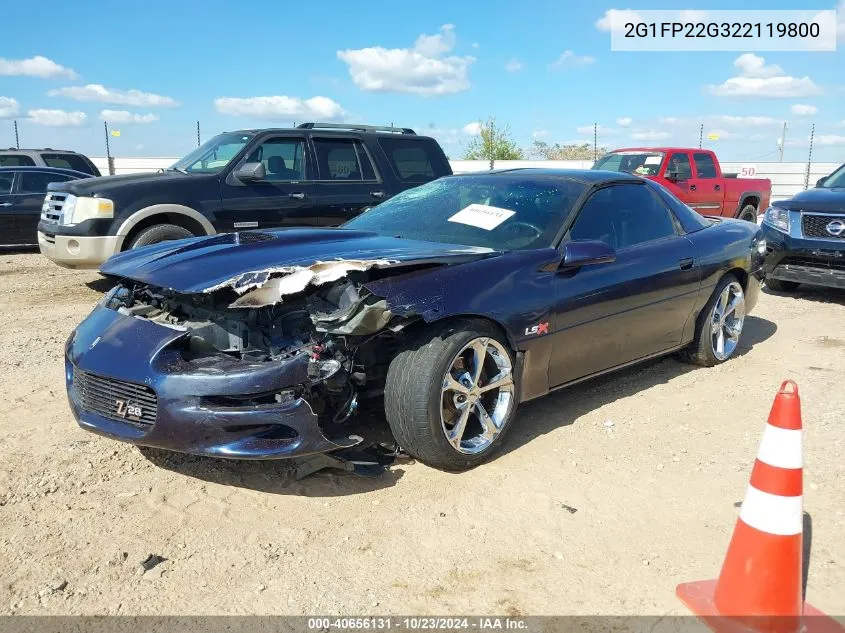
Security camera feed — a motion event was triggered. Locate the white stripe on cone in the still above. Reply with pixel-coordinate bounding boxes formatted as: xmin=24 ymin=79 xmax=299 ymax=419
xmin=739 ymin=486 xmax=803 ymax=536
xmin=757 ymin=424 xmax=803 ymax=469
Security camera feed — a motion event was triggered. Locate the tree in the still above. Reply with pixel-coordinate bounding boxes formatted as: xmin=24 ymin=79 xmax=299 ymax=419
xmin=530 ymin=141 xmax=608 ymax=160
xmin=462 ymin=118 xmax=524 ymax=164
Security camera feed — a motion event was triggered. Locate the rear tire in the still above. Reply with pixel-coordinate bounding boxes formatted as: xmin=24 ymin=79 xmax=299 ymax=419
xmin=765 ymin=277 xmax=800 ymax=293
xmin=738 ymin=204 xmax=758 ymax=223
xmin=128 ymin=224 xmax=194 ymax=249
xmin=680 ymin=275 xmax=746 ymax=367
xmin=384 ymin=319 xmax=518 ymax=472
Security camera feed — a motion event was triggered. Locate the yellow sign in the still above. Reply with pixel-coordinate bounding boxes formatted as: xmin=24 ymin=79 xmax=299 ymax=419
xmin=707 ymin=133 xmax=719 ymax=140
xmin=111 ymin=130 xmax=121 ymax=137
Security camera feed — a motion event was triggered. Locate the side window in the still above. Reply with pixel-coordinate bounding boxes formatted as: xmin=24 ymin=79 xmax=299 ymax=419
xmin=0 ymin=172 xmax=14 ymax=194
xmin=693 ymin=153 xmax=717 ymax=179
xmin=42 ymin=153 xmax=95 ymax=175
xmin=244 ymin=138 xmax=306 ymax=181
xmin=667 ymin=153 xmax=692 ymax=180
xmin=19 ymin=172 xmax=71 ymax=194
xmin=312 ymin=138 xmax=377 ymax=181
xmin=0 ymin=155 xmax=36 ymax=167
xmin=378 ymin=138 xmax=447 ymax=183
xmin=568 ymin=184 xmax=677 ymax=250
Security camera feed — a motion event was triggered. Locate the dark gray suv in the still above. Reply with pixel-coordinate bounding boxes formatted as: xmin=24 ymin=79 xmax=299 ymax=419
xmin=0 ymin=149 xmax=100 ymax=177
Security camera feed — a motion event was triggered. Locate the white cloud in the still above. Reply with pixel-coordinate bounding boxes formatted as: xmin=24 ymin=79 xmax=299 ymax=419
xmin=707 ymin=53 xmax=821 ymax=99
xmin=532 ymin=129 xmax=548 ymax=140
xmin=337 ymin=25 xmax=474 ymax=96
xmin=616 ymin=117 xmax=632 ymax=127
xmin=48 ymin=84 xmax=179 ymax=107
xmin=790 ymin=104 xmax=818 ymax=116
xmin=659 ymin=117 xmax=680 ymax=125
xmin=0 ymin=97 xmax=20 ymax=118
xmin=462 ymin=121 xmax=482 ymax=136
xmin=214 ymin=95 xmax=347 ymax=121
xmin=0 ymin=55 xmax=77 ymax=79
xmin=576 ymin=124 xmax=616 ymax=135
xmin=504 ymin=58 xmax=524 ymax=72
xmin=815 ymin=134 xmax=845 ymax=146
xmin=716 ymin=115 xmax=779 ymax=126
xmin=630 ymin=129 xmax=670 ymax=141
xmin=100 ymin=109 xmax=159 ymax=124
xmin=26 ymin=109 xmax=86 ymax=127
xmin=471 ymin=42 xmax=480 ymax=49
xmin=595 ymin=9 xmax=643 ymax=33
xmin=550 ymin=50 xmax=595 ymax=69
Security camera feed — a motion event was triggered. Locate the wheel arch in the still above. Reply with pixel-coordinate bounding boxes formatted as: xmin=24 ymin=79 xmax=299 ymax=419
xmin=735 ymin=191 xmax=762 ymax=217
xmin=116 ymin=204 xmax=216 ymax=251
xmin=404 ymin=312 xmax=519 ymax=354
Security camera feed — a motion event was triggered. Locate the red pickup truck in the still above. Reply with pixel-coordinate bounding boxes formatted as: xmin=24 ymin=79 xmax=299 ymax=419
xmin=593 ymin=147 xmax=771 ymax=222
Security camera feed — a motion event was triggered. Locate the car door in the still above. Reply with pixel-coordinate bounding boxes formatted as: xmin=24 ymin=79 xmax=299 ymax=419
xmin=660 ymin=151 xmax=695 ymax=201
xmin=0 ymin=171 xmax=17 ymax=244
xmin=311 ymin=137 xmax=385 ymax=226
xmin=547 ymin=182 xmax=701 ymax=387
xmin=688 ymin=152 xmax=723 ymax=214
xmin=14 ymin=171 xmax=74 ymax=245
xmin=219 ymin=135 xmax=319 ymax=231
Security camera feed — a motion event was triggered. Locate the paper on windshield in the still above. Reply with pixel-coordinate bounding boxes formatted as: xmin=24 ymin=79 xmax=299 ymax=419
xmin=448 ymin=204 xmax=515 ymax=231
xmin=644 ymin=155 xmax=662 ymax=165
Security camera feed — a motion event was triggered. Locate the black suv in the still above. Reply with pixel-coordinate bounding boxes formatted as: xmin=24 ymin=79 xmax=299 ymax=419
xmin=37 ymin=123 xmax=452 ymax=269
xmin=0 ymin=149 xmax=100 ymax=177
xmin=761 ymin=162 xmax=845 ymax=291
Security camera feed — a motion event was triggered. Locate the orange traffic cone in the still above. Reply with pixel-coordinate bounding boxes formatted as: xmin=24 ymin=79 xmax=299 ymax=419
xmin=676 ymin=380 xmax=844 ymax=633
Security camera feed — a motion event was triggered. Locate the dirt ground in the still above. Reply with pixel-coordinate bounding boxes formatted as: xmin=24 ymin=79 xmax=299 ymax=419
xmin=0 ymin=252 xmax=842 ymax=616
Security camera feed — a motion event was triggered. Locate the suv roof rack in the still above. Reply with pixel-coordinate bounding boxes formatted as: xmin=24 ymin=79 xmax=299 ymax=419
xmin=296 ymin=122 xmax=416 ymax=135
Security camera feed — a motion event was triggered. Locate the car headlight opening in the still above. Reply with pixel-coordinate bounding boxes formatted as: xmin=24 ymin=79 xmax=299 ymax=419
xmin=61 ymin=196 xmax=114 ymax=225
xmin=763 ymin=206 xmax=789 ymax=233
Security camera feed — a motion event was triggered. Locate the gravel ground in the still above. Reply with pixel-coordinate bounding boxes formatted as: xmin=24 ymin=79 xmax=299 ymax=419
xmin=0 ymin=252 xmax=843 ymax=616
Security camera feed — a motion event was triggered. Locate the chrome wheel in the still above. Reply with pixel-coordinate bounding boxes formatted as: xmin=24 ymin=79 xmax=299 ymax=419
xmin=710 ymin=281 xmax=745 ymax=361
xmin=440 ymin=337 xmax=515 ymax=455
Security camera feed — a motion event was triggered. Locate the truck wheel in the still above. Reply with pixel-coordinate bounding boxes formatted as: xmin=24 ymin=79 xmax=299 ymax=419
xmin=679 ymin=275 xmax=746 ymax=367
xmin=766 ymin=278 xmax=800 ymax=293
xmin=384 ymin=319 xmax=518 ymax=472
xmin=738 ymin=204 xmax=758 ymax=223
xmin=127 ymin=224 xmax=194 ymax=249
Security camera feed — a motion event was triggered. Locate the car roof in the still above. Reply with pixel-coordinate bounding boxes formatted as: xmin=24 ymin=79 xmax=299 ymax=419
xmin=0 ymin=148 xmax=85 ymax=154
xmin=0 ymin=166 xmax=90 ymax=177
xmin=463 ymin=167 xmax=643 ymax=184
xmin=608 ymin=147 xmax=712 ymax=154
xmin=224 ymin=128 xmax=438 ymax=141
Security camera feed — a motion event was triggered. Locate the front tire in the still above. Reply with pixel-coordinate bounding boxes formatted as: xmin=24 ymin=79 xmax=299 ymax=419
xmin=738 ymin=204 xmax=758 ymax=223
xmin=680 ymin=275 xmax=746 ymax=367
xmin=384 ymin=320 xmax=518 ymax=471
xmin=128 ymin=224 xmax=194 ymax=249
xmin=765 ymin=278 xmax=800 ymax=293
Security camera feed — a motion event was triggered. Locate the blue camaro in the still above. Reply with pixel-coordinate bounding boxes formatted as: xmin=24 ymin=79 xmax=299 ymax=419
xmin=66 ymin=169 xmax=765 ymax=471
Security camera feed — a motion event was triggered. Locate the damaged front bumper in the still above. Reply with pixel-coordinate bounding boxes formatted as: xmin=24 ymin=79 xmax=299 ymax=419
xmin=65 ymin=305 xmax=361 ymax=459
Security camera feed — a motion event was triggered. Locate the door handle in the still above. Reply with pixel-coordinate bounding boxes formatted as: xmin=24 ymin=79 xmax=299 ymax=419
xmin=0 ymin=202 xmax=11 ymax=207
xmin=289 ymin=192 xmax=306 ymax=200
xmin=370 ymin=190 xmax=385 ymax=199
xmin=714 ymin=184 xmax=721 ymax=191
xmin=689 ymin=184 xmax=697 ymax=191
xmin=678 ymin=257 xmax=695 ymax=270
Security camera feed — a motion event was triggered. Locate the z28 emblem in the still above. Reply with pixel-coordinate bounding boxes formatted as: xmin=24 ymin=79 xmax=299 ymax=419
xmin=115 ymin=399 xmax=143 ymax=419
xmin=525 ymin=322 xmax=550 ymax=336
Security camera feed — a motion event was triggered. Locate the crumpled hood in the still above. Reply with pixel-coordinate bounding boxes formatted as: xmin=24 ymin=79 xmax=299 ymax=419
xmin=775 ymin=187 xmax=845 ymax=213
xmin=100 ymin=228 xmax=499 ymax=294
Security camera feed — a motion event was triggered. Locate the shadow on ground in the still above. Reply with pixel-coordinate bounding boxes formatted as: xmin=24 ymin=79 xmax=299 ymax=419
xmin=141 ymin=315 xmax=777 ymax=495
xmin=763 ymin=285 xmax=845 ymax=306
xmin=85 ymin=276 xmax=116 ymax=293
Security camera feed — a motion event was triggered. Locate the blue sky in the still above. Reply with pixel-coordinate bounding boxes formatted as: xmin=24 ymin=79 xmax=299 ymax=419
xmin=1 ymin=0 xmax=843 ymax=162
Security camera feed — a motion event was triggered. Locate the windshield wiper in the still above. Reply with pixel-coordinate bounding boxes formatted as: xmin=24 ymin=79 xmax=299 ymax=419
xmin=166 ymin=166 xmax=188 ymax=174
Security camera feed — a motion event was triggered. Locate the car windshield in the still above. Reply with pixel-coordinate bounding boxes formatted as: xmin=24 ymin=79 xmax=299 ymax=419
xmin=821 ymin=165 xmax=845 ymax=188
xmin=170 ymin=133 xmax=253 ymax=174
xmin=344 ymin=175 xmax=586 ymax=250
xmin=593 ymin=151 xmax=664 ymax=177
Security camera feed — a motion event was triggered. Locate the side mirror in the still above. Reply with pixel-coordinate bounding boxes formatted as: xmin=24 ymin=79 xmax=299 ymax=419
xmin=561 ymin=240 xmax=616 ymax=268
xmin=235 ymin=161 xmax=266 ymax=182
xmin=816 ymin=176 xmax=827 ymax=188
